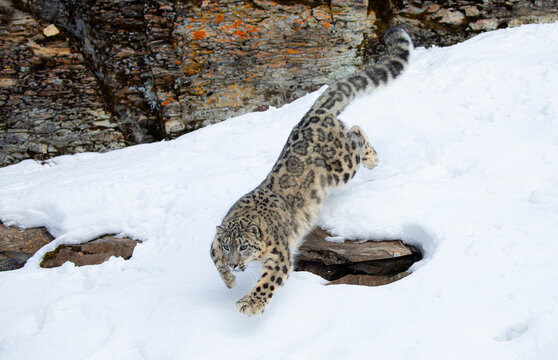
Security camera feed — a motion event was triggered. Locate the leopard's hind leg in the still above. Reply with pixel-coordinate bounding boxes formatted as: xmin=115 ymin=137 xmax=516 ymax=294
xmin=323 ymin=122 xmax=380 ymax=188
xmin=349 ymin=125 xmax=379 ymax=170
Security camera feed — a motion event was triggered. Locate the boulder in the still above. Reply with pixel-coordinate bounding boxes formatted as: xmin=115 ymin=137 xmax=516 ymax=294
xmin=0 ymin=223 xmax=139 ymax=270
xmin=0 ymin=225 xmax=54 ymax=271
xmin=40 ymin=235 xmax=140 ymax=268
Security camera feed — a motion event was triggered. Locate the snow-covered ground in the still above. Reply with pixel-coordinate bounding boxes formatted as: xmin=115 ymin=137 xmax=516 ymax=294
xmin=1 ymin=23 xmax=558 ymax=359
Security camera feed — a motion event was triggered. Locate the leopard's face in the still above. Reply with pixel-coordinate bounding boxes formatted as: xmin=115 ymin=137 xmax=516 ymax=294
xmin=216 ymin=222 xmax=263 ymax=272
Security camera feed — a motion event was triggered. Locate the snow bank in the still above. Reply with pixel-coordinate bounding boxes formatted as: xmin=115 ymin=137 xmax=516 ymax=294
xmin=1 ymin=23 xmax=558 ymax=359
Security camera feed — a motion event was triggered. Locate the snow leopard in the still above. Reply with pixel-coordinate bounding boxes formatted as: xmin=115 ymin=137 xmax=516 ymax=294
xmin=210 ymin=26 xmax=413 ymax=316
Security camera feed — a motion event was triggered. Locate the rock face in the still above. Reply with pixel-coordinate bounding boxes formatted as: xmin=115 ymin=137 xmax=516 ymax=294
xmin=168 ymin=0 xmax=372 ymax=134
xmin=0 ymin=225 xmax=54 ymax=270
xmin=5 ymin=0 xmax=372 ymax=149
xmin=0 ymin=0 xmax=127 ymax=166
xmin=1 ymin=0 xmax=556 ymax=166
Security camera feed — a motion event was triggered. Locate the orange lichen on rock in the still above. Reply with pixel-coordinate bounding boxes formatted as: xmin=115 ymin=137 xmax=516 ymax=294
xmin=193 ymin=29 xmax=207 ymax=40
xmin=234 ymin=30 xmax=249 ymax=38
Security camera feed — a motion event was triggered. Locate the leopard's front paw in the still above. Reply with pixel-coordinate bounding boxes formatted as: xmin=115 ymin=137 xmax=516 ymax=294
xmin=236 ymin=294 xmax=267 ymax=316
xmin=362 ymin=145 xmax=379 ymax=170
xmin=222 ymin=271 xmax=236 ymax=289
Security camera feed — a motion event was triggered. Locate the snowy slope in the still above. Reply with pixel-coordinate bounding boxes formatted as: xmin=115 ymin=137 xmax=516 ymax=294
xmin=1 ymin=23 xmax=558 ymax=359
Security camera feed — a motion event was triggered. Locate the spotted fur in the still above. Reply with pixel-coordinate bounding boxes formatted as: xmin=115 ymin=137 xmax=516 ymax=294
xmin=210 ymin=26 xmax=413 ymax=316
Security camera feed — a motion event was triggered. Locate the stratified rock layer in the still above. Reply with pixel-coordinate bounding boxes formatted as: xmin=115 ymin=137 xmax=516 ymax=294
xmin=0 ymin=1 xmax=127 ymax=166
xmin=2 ymin=0 xmax=557 ymax=166
xmin=169 ymin=0 xmax=372 ymax=134
xmin=294 ymin=227 xmax=421 ymax=285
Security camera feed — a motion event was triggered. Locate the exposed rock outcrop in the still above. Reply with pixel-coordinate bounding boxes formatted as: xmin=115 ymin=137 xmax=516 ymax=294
xmin=294 ymin=227 xmax=421 ymax=286
xmin=0 ymin=0 xmax=127 ymax=166
xmin=0 ymin=223 xmax=139 ymax=270
xmin=2 ymin=0 xmax=557 ymax=166
xmin=328 ymin=272 xmax=410 ymax=287
xmin=1 ymin=222 xmax=420 ymax=287
xmin=0 ymin=224 xmax=53 ymax=270
xmin=40 ymin=235 xmax=140 ymax=268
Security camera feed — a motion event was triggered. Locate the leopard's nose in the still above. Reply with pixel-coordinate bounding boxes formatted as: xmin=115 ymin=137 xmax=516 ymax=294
xmin=229 ymin=264 xmax=238 ymax=270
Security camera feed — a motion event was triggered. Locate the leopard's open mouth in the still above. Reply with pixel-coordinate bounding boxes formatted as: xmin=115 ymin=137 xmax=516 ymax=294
xmin=230 ymin=265 xmax=246 ymax=273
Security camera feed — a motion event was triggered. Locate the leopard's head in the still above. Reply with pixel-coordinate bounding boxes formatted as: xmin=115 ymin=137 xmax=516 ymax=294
xmin=215 ymin=221 xmax=263 ymax=272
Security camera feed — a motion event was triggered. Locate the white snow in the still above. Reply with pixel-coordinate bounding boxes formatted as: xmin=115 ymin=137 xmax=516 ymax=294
xmin=1 ymin=23 xmax=558 ymax=359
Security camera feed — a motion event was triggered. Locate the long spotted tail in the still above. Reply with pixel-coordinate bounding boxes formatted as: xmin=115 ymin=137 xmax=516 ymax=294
xmin=310 ymin=26 xmax=413 ymax=117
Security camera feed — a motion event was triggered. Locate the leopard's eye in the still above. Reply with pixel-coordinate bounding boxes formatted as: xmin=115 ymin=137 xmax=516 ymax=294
xmin=239 ymin=245 xmax=248 ymax=251
xmin=222 ymin=245 xmax=230 ymax=252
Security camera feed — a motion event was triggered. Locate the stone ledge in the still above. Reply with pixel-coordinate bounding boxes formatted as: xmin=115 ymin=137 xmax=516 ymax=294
xmin=294 ymin=227 xmax=422 ymax=286
xmin=328 ymin=272 xmax=410 ymax=287
xmin=298 ymin=227 xmax=414 ymax=264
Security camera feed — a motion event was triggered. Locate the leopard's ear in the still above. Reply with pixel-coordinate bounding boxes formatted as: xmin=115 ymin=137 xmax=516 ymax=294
xmin=247 ymin=224 xmax=261 ymax=239
xmin=216 ymin=226 xmax=225 ymax=235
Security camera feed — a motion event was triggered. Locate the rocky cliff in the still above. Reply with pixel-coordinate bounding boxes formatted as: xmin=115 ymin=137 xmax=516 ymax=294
xmin=1 ymin=0 xmax=557 ymax=166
